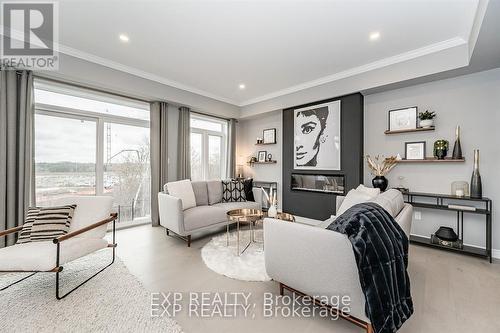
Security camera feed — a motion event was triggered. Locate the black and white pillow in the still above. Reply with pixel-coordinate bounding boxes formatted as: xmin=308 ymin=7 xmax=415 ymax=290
xmin=17 ymin=205 xmax=77 ymax=243
xmin=222 ymin=180 xmax=247 ymax=202
xmin=16 ymin=207 xmax=40 ymax=244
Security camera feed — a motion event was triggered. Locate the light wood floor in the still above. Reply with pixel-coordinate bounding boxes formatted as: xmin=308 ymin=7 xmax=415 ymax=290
xmin=114 ymin=225 xmax=500 ymax=333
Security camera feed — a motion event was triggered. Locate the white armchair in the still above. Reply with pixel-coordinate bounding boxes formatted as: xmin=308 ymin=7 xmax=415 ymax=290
xmin=0 ymin=196 xmax=117 ymax=299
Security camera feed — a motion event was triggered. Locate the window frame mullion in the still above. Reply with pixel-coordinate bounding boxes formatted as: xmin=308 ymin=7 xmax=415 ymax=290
xmin=96 ymin=118 xmax=104 ymax=196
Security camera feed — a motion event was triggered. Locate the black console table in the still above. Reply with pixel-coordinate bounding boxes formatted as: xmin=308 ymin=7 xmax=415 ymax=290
xmin=404 ymin=191 xmax=492 ymax=262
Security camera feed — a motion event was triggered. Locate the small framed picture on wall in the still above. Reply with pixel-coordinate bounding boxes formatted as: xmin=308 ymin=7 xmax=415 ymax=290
xmin=405 ymin=141 xmax=426 ymax=160
xmin=388 ymin=107 xmax=418 ymax=131
xmin=263 ymin=128 xmax=276 ymax=144
xmin=258 ymin=151 xmax=267 ymax=162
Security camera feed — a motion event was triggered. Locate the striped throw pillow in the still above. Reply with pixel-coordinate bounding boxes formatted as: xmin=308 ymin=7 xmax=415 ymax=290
xmin=16 ymin=207 xmax=41 ymax=244
xmin=29 ymin=205 xmax=77 ymax=242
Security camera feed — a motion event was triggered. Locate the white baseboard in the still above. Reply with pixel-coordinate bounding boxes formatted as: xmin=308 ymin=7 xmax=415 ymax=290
xmin=411 ymin=233 xmax=500 ymax=260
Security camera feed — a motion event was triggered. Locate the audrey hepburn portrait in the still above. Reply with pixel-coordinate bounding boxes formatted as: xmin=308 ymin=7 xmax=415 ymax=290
xmin=294 ymin=100 xmax=341 ymax=170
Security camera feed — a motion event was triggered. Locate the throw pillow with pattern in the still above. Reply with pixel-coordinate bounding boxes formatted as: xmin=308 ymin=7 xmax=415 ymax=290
xmin=28 ymin=205 xmax=77 ymax=242
xmin=222 ymin=179 xmax=247 ymax=202
xmin=16 ymin=207 xmax=41 ymax=244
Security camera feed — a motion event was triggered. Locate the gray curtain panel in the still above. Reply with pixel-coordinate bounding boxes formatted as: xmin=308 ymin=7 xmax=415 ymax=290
xmin=178 ymin=106 xmax=191 ymax=180
xmin=0 ymin=70 xmax=35 ymax=247
xmin=227 ymin=118 xmax=237 ymax=179
xmin=150 ymin=101 xmax=169 ymax=227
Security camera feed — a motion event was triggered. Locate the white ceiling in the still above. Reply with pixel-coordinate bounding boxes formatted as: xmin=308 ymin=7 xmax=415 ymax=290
xmin=53 ymin=0 xmax=483 ymax=106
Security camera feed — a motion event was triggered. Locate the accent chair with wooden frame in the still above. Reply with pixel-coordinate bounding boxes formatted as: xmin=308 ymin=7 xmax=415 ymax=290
xmin=0 ymin=196 xmax=118 ymax=299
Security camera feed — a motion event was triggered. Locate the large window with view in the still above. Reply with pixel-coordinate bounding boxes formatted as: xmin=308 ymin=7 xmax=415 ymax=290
xmin=34 ymin=81 xmax=151 ymax=226
xmin=190 ymin=115 xmax=228 ymax=181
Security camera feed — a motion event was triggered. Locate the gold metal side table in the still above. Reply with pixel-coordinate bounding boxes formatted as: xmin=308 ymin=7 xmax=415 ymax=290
xmin=226 ymin=208 xmax=264 ymax=256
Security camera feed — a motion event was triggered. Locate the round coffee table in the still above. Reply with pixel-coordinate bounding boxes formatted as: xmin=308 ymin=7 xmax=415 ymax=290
xmin=226 ymin=208 xmax=264 ymax=256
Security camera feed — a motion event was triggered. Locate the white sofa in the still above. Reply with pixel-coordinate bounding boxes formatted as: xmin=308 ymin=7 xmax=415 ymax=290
xmin=158 ymin=180 xmax=261 ymax=246
xmin=264 ymin=189 xmax=412 ymax=332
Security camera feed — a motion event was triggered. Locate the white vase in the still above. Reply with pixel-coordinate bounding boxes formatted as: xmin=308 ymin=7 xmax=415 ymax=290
xmin=420 ymin=119 xmax=434 ymax=128
xmin=268 ymin=205 xmax=277 ymax=218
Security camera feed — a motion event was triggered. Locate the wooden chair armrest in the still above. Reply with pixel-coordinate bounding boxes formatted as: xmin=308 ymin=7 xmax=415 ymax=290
xmin=0 ymin=226 xmax=23 ymax=237
xmin=53 ymin=213 xmax=118 ymax=244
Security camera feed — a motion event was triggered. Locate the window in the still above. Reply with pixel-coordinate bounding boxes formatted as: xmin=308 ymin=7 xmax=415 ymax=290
xmin=34 ymin=80 xmax=151 ymax=226
xmin=35 ymin=114 xmax=97 ymax=202
xmin=190 ymin=115 xmax=227 ymax=180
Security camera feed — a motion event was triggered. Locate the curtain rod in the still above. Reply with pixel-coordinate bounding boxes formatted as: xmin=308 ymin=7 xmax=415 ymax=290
xmin=190 ymin=110 xmax=234 ymax=122
xmin=34 ymin=74 xmax=153 ymax=104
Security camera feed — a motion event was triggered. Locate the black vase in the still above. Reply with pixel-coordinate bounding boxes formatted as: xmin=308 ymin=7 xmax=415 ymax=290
xmin=372 ymin=176 xmax=388 ymax=192
xmin=470 ymin=150 xmax=482 ymax=198
xmin=452 ymin=126 xmax=463 ymax=159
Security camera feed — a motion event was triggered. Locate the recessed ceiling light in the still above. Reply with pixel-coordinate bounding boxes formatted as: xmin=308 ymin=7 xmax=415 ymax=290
xmin=239 ymin=84 xmax=246 ymax=90
xmin=369 ymin=31 xmax=380 ymax=41
xmin=119 ymin=34 xmax=130 ymax=42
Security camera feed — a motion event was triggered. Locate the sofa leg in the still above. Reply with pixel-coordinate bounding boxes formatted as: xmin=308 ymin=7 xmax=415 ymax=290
xmin=187 ymin=235 xmax=191 ymax=247
xmin=166 ymin=228 xmax=170 ymax=236
xmin=279 ymin=283 xmax=284 ymax=296
xmin=366 ymin=324 xmax=374 ymax=333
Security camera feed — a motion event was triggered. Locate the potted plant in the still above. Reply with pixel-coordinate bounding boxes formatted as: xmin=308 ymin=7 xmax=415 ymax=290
xmin=366 ymin=155 xmax=398 ymax=191
xmin=418 ymin=110 xmax=436 ymax=128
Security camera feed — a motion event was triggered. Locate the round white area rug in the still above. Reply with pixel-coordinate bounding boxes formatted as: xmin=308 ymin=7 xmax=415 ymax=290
xmin=201 ymin=229 xmax=271 ymax=282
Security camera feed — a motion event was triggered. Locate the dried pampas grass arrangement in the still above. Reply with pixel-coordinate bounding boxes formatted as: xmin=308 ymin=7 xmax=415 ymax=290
xmin=366 ymin=155 xmax=397 ymax=176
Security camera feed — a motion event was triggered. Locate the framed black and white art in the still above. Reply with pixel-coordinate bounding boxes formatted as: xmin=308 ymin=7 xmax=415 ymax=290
xmin=257 ymin=151 xmax=267 ymax=162
xmin=294 ymin=100 xmax=341 ymax=170
xmin=263 ymin=128 xmax=276 ymax=144
xmin=405 ymin=141 xmax=426 ymax=160
xmin=388 ymin=107 xmax=418 ymax=131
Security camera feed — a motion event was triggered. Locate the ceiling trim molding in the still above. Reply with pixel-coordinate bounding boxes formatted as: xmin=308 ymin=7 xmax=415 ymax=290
xmin=238 ymin=37 xmax=468 ymax=106
xmin=57 ymin=44 xmax=240 ymax=105
xmin=1 ymin=22 xmax=478 ymax=108
xmin=467 ymin=0 xmax=489 ymax=59
xmin=0 ymin=25 xmax=239 ymax=105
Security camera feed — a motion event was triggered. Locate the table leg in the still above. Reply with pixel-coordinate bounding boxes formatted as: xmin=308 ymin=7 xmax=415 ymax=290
xmin=237 ymin=218 xmax=240 ymax=256
xmin=226 ymin=220 xmax=229 ymax=246
xmin=251 ymin=221 xmax=254 ymax=242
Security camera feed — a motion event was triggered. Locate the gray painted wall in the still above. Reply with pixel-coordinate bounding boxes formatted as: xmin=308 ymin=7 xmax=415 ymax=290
xmin=364 ymin=68 xmax=500 ymax=253
xmin=236 ymin=68 xmax=500 ymax=255
xmin=236 ymin=111 xmax=283 ymax=208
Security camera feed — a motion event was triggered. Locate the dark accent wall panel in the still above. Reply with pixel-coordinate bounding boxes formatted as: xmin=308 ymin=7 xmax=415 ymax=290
xmin=282 ymin=93 xmax=364 ymax=220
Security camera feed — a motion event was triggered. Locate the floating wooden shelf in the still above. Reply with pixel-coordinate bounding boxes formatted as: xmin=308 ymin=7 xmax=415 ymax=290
xmin=255 ymin=142 xmax=277 ymax=146
xmin=395 ymin=157 xmax=465 ymax=163
xmin=247 ymin=160 xmax=277 ymax=165
xmin=384 ymin=127 xmax=435 ymax=135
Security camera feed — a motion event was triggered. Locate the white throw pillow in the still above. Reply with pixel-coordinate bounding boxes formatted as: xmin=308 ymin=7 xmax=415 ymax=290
xmin=337 ymin=188 xmax=379 ymax=216
xmin=166 ymin=179 xmax=196 ymax=210
xmin=356 ymin=184 xmax=380 ymax=197
xmin=371 ymin=189 xmax=405 ymax=217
